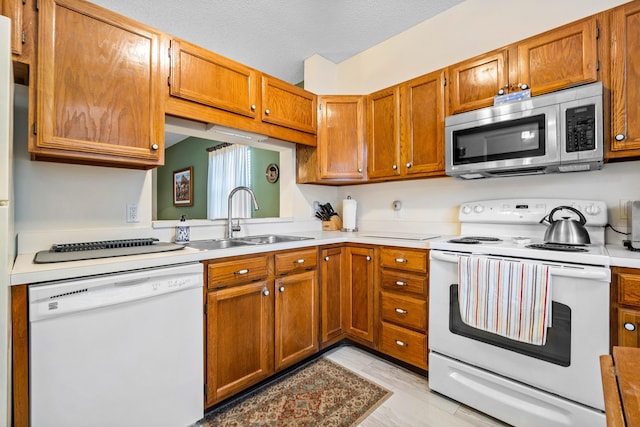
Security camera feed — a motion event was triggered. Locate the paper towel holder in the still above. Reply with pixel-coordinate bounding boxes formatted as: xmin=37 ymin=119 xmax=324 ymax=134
xmin=341 ymin=195 xmax=358 ymax=232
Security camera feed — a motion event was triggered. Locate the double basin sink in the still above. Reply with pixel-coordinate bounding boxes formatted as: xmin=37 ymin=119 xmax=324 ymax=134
xmin=187 ymin=234 xmax=314 ymax=251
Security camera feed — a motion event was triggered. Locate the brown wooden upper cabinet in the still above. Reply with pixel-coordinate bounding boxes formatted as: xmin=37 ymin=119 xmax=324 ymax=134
xmin=367 ymin=85 xmax=401 ymax=180
xmin=447 ymin=16 xmax=599 ymax=115
xmin=261 ymin=74 xmax=317 ymax=134
xmin=608 ymin=1 xmax=640 ymax=159
xmin=169 ymin=38 xmax=259 ymax=119
xmin=296 ymin=95 xmax=366 ymax=184
xmin=34 ymin=0 xmax=165 ymax=168
xmin=400 ymin=69 xmax=446 ymax=177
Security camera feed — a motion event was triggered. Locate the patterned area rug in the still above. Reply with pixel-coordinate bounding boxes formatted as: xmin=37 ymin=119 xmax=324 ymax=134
xmin=198 ymin=357 xmax=392 ymax=426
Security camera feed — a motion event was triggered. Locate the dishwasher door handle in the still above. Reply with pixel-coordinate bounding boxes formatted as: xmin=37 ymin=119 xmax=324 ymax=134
xmin=115 ymin=277 xmax=150 ymax=287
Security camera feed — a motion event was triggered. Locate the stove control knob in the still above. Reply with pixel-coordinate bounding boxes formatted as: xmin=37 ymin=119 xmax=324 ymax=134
xmin=461 ymin=205 xmax=472 ymax=215
xmin=585 ymin=204 xmax=601 ymax=216
xmin=473 ymin=205 xmax=484 ymax=214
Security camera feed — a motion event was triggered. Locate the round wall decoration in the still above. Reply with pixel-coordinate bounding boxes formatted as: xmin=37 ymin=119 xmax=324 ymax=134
xmin=266 ymin=163 xmax=279 ymax=183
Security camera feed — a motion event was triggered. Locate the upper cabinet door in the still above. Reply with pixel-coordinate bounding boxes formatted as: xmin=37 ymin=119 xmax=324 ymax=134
xmin=169 ymin=38 xmax=258 ymax=118
xmin=36 ymin=0 xmax=164 ymax=168
xmin=317 ymin=95 xmax=366 ymax=180
xmin=447 ymin=49 xmax=509 ymax=115
xmin=261 ymin=75 xmax=317 ymax=134
xmin=610 ymin=1 xmax=640 ymax=156
xmin=517 ymin=17 xmax=599 ymax=96
xmin=367 ymin=85 xmax=401 ymax=179
xmin=401 ymin=70 xmax=445 ymax=176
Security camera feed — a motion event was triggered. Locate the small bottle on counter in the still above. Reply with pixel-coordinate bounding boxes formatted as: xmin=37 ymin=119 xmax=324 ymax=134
xmin=175 ymin=215 xmax=190 ymax=244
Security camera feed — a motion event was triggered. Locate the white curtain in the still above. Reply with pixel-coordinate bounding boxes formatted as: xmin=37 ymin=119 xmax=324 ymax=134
xmin=207 ymin=144 xmax=252 ymax=219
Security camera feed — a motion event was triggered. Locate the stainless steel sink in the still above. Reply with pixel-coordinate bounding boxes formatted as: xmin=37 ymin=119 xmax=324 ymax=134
xmin=236 ymin=234 xmax=314 ymax=245
xmin=187 ymin=234 xmax=313 ymax=251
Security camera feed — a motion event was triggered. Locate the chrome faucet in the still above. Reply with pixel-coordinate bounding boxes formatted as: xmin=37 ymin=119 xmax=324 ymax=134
xmin=227 ymin=186 xmax=260 ymax=238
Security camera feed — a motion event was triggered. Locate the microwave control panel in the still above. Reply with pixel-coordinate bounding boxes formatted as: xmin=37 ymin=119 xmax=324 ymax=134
xmin=565 ymin=104 xmax=596 ymax=152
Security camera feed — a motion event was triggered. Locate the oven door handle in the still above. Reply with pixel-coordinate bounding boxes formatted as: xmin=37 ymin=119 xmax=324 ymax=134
xmin=430 ymin=251 xmax=464 ymax=263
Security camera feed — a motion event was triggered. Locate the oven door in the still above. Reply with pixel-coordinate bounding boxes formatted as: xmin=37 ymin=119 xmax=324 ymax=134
xmin=428 ymin=250 xmax=610 ymax=411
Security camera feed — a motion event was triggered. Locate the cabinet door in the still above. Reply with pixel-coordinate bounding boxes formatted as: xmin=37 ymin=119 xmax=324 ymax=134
xmin=35 ymin=0 xmax=164 ymax=168
xmin=618 ymin=308 xmax=640 ymax=348
xmin=261 ymin=75 xmax=317 ymax=134
xmin=517 ymin=17 xmax=598 ymax=96
xmin=207 ymin=281 xmax=274 ymax=406
xmin=345 ymin=246 xmax=375 ymax=343
xmin=169 ymin=38 xmax=258 ymax=118
xmin=317 ymin=96 xmax=366 ymax=180
xmin=320 ymin=247 xmax=345 ymax=344
xmin=3 ymin=0 xmax=23 ymax=55
xmin=274 ymin=270 xmax=318 ymax=370
xmin=367 ymin=86 xmax=401 ymax=179
xmin=401 ymin=70 xmax=445 ymax=176
xmin=610 ymin=1 xmax=640 ymax=156
xmin=447 ymin=49 xmax=509 ymax=114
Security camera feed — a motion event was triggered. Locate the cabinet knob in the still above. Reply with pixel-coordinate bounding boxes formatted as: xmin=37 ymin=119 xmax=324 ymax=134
xmin=151 ymin=144 xmax=159 ymax=150
xmin=265 ymin=109 xmax=271 ymax=115
xmin=392 ymin=164 xmax=397 ymax=170
xmin=518 ymin=83 xmax=529 ymax=90
xmin=615 ymin=134 xmax=626 ymax=141
xmin=395 ymin=340 xmax=408 ymax=347
xmin=395 ymin=281 xmax=407 ymax=287
xmin=358 ymin=168 xmax=363 ymax=173
xmin=250 ymin=104 xmax=256 ymax=111
xmin=366 ymin=256 xmax=371 ymax=261
xmin=234 ymin=269 xmax=249 ymax=275
xmin=263 ymin=289 xmax=270 ymax=296
xmin=497 ymin=89 xmax=505 ymax=96
xmin=406 ymin=162 xmax=412 ymax=168
xmin=279 ymin=286 xmax=285 ymax=292
xmin=624 ymin=322 xmax=636 ymax=331
xmin=394 ymin=308 xmax=408 ymax=314
xmin=324 ymin=256 xmax=329 ymax=261
xmin=395 ymin=258 xmax=408 ymax=263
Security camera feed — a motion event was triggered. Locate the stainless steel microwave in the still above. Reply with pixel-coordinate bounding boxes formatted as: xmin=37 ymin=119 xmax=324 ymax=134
xmin=445 ymin=82 xmax=603 ymax=179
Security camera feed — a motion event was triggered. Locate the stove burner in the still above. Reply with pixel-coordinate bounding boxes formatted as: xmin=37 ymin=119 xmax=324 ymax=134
xmin=447 ymin=236 xmax=503 ymax=244
xmin=526 ymin=243 xmax=588 ymax=252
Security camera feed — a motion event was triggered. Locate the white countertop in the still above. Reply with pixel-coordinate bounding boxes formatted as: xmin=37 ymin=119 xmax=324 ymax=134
xmin=13 ymin=232 xmax=640 ymax=285
xmin=10 ymin=231 xmax=441 ymax=285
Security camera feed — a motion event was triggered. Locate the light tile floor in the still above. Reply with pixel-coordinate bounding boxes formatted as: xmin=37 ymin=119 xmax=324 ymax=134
xmin=324 ymin=345 xmax=511 ymax=427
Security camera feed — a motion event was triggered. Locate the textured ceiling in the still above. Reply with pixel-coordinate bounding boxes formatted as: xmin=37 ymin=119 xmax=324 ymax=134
xmin=92 ymin=0 xmax=465 ymax=84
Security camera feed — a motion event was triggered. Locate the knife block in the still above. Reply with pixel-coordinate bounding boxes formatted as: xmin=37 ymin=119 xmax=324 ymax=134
xmin=322 ymin=215 xmax=343 ymax=231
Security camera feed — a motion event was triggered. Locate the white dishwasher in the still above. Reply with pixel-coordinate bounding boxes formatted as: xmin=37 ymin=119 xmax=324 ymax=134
xmin=29 ymin=262 xmax=204 ymax=427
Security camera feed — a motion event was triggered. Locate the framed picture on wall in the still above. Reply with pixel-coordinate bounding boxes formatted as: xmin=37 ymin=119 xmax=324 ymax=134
xmin=173 ymin=167 xmax=193 ymax=206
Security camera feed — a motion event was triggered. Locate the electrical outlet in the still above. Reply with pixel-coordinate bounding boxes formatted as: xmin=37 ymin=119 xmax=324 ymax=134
xmin=127 ymin=203 xmax=139 ymax=223
xmin=620 ymin=199 xmax=630 ymax=220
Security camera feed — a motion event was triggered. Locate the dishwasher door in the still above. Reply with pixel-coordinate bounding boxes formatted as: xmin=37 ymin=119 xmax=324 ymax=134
xmin=29 ymin=262 xmax=204 ymax=427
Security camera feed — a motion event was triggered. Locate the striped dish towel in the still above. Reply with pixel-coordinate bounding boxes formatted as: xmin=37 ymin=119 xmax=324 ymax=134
xmin=457 ymin=256 xmax=552 ymax=346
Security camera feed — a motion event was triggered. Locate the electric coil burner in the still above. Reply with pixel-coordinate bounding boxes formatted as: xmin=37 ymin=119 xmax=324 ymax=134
xmin=526 ymin=243 xmax=588 ymax=252
xmin=447 ymin=236 xmax=503 ymax=244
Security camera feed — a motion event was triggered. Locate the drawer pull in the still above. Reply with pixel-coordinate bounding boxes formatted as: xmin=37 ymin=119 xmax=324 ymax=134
xmin=395 ymin=281 xmax=407 ymax=286
xmin=395 ymin=308 xmax=408 ymax=314
xmin=395 ymin=258 xmax=408 ymax=263
xmin=294 ymin=259 xmax=305 ymax=264
xmin=624 ymin=322 xmax=636 ymax=331
xmin=395 ymin=340 xmax=408 ymax=347
xmin=234 ymin=269 xmax=249 ymax=275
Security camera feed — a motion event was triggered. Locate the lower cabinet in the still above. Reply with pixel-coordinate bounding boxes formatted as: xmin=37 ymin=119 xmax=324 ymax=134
xmin=344 ymin=245 xmax=376 ymax=345
xmin=320 ymin=246 xmax=346 ymax=346
xmin=611 ymin=267 xmax=640 ymax=349
xmin=205 ymin=248 xmax=318 ymax=407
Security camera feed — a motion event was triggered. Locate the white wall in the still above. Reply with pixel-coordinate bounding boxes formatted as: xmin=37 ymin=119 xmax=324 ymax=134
xmin=305 ymin=0 xmax=631 ymax=94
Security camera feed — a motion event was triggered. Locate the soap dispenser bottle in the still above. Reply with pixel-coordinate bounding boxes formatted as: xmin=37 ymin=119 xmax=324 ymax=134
xmin=175 ymin=215 xmax=190 ymax=244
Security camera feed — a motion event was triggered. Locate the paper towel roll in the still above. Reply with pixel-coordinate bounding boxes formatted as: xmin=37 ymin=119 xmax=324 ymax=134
xmin=342 ymin=197 xmax=357 ymax=231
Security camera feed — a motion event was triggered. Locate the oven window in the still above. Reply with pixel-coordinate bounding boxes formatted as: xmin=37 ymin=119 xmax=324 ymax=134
xmin=452 ymin=114 xmax=546 ymax=165
xmin=449 ymin=285 xmax=571 ymax=367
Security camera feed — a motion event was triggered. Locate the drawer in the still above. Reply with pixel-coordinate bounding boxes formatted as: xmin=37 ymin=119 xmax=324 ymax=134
xmin=379 ymin=322 xmax=427 ymax=369
xmin=208 ymin=255 xmax=269 ymax=289
xmin=380 ymin=291 xmax=427 ymax=331
xmin=275 ymin=248 xmax=318 ymax=276
xmin=381 ymin=270 xmax=427 ymax=296
xmin=619 ymin=272 xmax=640 ymax=308
xmin=380 ymin=247 xmax=427 ymax=273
